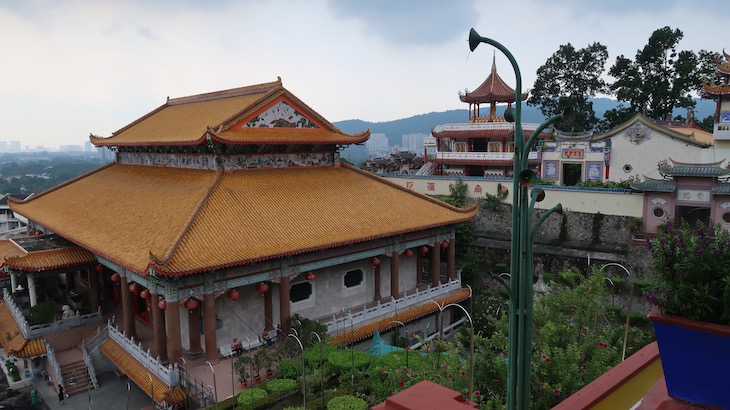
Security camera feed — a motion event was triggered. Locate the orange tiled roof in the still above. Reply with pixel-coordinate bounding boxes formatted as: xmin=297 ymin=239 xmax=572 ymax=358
xmin=0 ymin=240 xmax=26 ymax=265
xmin=10 ymin=163 xmax=476 ymax=276
xmin=702 ymin=83 xmax=730 ymax=96
xmin=0 ymin=301 xmax=46 ymax=358
xmin=90 ymin=79 xmax=368 ymax=147
xmin=331 ymin=287 xmax=472 ymax=346
xmin=3 ymin=246 xmax=97 ymax=272
xmin=460 ymin=56 xmax=527 ymax=104
xmin=100 ymin=338 xmax=187 ymax=404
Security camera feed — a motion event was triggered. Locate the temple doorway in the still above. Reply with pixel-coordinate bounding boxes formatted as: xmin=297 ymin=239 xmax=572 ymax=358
xmin=562 ymin=163 xmax=582 ymax=186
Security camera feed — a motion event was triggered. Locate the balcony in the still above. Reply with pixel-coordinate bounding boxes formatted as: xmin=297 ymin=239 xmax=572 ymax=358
xmin=434 ymin=151 xmax=538 ymax=162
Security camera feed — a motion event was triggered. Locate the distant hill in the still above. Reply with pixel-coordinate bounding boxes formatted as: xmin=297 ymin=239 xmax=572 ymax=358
xmin=335 ymin=98 xmax=716 ymax=165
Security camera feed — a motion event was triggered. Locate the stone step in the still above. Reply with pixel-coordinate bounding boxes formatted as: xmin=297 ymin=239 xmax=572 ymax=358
xmin=61 ymin=360 xmax=91 ymax=396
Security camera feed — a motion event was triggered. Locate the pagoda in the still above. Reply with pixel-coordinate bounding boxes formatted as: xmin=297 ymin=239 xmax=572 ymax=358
xmin=421 ymin=55 xmax=550 ymax=178
xmin=2 ymin=78 xmax=476 ymax=406
xmin=702 ymin=49 xmax=730 ymax=143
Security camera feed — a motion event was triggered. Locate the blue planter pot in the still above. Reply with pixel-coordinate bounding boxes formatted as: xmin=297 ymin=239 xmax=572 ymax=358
xmin=649 ymin=307 xmax=730 ymax=408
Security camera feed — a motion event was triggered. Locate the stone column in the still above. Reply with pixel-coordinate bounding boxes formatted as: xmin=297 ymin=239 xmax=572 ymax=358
xmin=151 ymin=292 xmax=168 ymax=363
xmin=88 ymin=267 xmax=100 ymax=313
xmin=264 ymin=288 xmax=273 ymax=331
xmin=416 ymin=250 xmax=423 ymax=284
xmin=447 ymin=238 xmax=456 ymax=281
xmin=10 ymin=272 xmax=17 ymax=292
xmin=279 ymin=278 xmax=291 ymax=335
xmin=373 ymin=264 xmax=381 ymax=301
xmin=390 ymin=253 xmax=399 ymax=298
xmin=187 ymin=302 xmax=202 ymax=356
xmin=27 ymin=275 xmax=37 ymax=307
xmin=166 ymin=299 xmax=182 ymax=366
xmin=203 ymin=293 xmax=218 ymax=363
xmin=430 ymin=243 xmax=441 ymax=287
xmin=120 ymin=275 xmax=137 ymax=340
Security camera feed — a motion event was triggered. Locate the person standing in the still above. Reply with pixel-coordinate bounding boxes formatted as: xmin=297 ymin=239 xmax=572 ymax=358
xmin=58 ymin=384 xmax=65 ymax=406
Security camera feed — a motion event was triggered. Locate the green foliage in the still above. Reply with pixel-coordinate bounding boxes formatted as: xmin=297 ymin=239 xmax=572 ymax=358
xmin=591 ymin=212 xmax=604 ymax=244
xmin=236 ymin=388 xmax=268 ymax=406
xmin=327 ymin=395 xmax=368 ymax=410
xmin=557 ymin=270 xmax=581 ymax=287
xmin=264 ymin=378 xmax=298 ymax=395
xmin=286 ymin=314 xmax=328 ymax=348
xmin=234 ymin=355 xmax=253 ymax=383
xmin=303 ymin=343 xmax=338 ymax=374
xmin=631 ymin=279 xmax=652 ymax=294
xmin=629 ymin=218 xmax=643 ymax=232
xmin=29 ymin=301 xmax=57 ymax=325
xmin=5 ymin=360 xmax=20 ymax=382
xmin=457 ymin=253 xmax=481 ymax=289
xmin=327 ymin=350 xmax=371 ymax=374
xmin=528 ymin=42 xmax=609 ymax=132
xmin=647 ymin=220 xmax=730 ymax=325
xmin=481 ymin=183 xmax=508 ymax=212
xmin=276 ymin=356 xmax=302 ymax=380
xmin=574 ymin=180 xmax=631 ymax=189
xmin=471 ymin=293 xmax=508 ymax=336
xmin=444 ymin=179 xmax=468 ymax=208
xmin=607 ymin=277 xmax=625 ymax=291
xmin=558 ymin=213 xmax=569 ymax=241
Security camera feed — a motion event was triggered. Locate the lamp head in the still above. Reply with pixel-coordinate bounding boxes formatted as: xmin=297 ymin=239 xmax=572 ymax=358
xmin=518 ymin=169 xmax=537 ymax=187
xmin=503 ymin=107 xmax=516 ymax=123
xmin=555 ymin=204 xmax=563 ymax=215
xmin=531 ymin=188 xmax=546 ymax=202
xmin=468 ymin=28 xmax=483 ymax=52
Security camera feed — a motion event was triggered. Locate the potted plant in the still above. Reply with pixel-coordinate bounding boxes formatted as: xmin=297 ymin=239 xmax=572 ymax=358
xmin=645 ymin=221 xmax=730 ymax=408
xmin=234 ymin=356 xmax=252 ymax=388
xmin=259 ymin=347 xmax=275 ymax=379
xmin=253 ymin=349 xmax=265 ymax=384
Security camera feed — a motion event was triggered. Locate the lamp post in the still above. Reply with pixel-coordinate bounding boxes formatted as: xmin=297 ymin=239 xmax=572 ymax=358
xmin=310 ymin=332 xmax=326 ymax=410
xmin=287 ymin=333 xmax=306 ymax=409
xmin=346 ymin=312 xmax=355 ymax=385
xmin=231 ymin=347 xmax=236 ymax=410
xmin=389 ymin=320 xmax=408 ymax=368
xmin=441 ymin=303 xmax=475 ymax=401
xmin=427 ymin=301 xmax=446 ymax=376
xmin=468 ymin=28 xmax=565 ymax=410
xmin=205 ymin=361 xmax=218 ymax=410
xmin=71 ymin=367 xmax=92 ymax=410
xmin=147 ymin=373 xmax=154 ymax=409
xmin=126 ymin=381 xmax=130 ymax=410
xmin=598 ymin=263 xmax=633 ymax=361
xmin=244 ymin=336 xmax=254 ymax=403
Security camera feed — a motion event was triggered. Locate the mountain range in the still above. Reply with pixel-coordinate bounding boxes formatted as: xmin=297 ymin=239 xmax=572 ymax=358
xmin=335 ymin=98 xmax=717 ymax=164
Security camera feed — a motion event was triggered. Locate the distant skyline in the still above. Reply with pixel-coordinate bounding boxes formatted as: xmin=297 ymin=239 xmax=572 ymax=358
xmin=1 ymin=0 xmax=727 ymax=149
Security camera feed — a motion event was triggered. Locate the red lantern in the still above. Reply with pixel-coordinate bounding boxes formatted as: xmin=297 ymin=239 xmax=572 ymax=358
xmin=110 ymin=273 xmax=120 ymax=283
xmin=305 ymin=272 xmax=316 ymax=281
xmin=157 ymin=299 xmax=166 ymax=310
xmin=404 ymin=249 xmax=414 ymax=258
xmin=227 ymin=289 xmax=240 ymax=303
xmin=420 ymin=246 xmax=429 ymax=255
xmin=371 ymin=257 xmax=381 ymax=266
xmin=256 ymin=282 xmax=269 ymax=296
xmin=184 ymin=298 xmax=199 ymax=311
xmin=129 ymin=283 xmax=140 ymax=293
xmin=440 ymin=241 xmax=449 ymax=249
xmin=140 ymin=289 xmax=151 ymax=300
xmin=95 ymin=264 xmax=103 ymax=273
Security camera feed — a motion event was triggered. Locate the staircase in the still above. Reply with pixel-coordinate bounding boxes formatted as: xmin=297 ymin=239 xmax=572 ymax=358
xmin=62 ymin=359 xmax=91 ymax=396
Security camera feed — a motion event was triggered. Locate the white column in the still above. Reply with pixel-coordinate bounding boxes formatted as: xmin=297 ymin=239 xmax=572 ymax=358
xmin=27 ymin=275 xmax=37 ymax=307
xmin=10 ymin=273 xmax=17 ymax=292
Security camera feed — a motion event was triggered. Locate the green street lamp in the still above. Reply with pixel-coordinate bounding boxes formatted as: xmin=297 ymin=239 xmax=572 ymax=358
xmin=469 ymin=28 xmax=565 ymax=410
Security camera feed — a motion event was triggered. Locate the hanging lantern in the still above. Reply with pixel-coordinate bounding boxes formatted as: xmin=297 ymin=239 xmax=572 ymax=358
xmin=157 ymin=298 xmax=167 ymax=310
xmin=227 ymin=288 xmax=240 ymax=303
xmin=140 ymin=289 xmax=151 ymax=300
xmin=403 ymin=249 xmax=414 ymax=258
xmin=305 ymin=272 xmax=316 ymax=281
xmin=256 ymin=282 xmax=269 ymax=296
xmin=184 ymin=298 xmax=199 ymax=311
xmin=440 ymin=241 xmax=449 ymax=249
xmin=371 ymin=257 xmax=381 ymax=266
xmin=129 ymin=283 xmax=140 ymax=293
xmin=110 ymin=273 xmax=121 ymax=283
xmin=420 ymin=246 xmax=429 ymax=255
xmin=95 ymin=264 xmax=103 ymax=273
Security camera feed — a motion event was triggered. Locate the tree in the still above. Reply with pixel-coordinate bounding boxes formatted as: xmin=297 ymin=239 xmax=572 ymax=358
xmin=528 ymin=42 xmax=608 ymax=132
xmin=603 ymin=27 xmax=699 ymax=129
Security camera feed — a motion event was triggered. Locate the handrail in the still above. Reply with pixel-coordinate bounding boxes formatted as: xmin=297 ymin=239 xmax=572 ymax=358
xmin=177 ymin=360 xmax=214 ymax=407
xmin=435 ymin=151 xmax=538 ymax=161
xmin=81 ymin=340 xmax=99 ymax=389
xmin=410 ymin=317 xmax=466 ymax=350
xmin=107 ymin=320 xmax=180 ymax=386
xmin=44 ymin=341 xmax=63 ymax=389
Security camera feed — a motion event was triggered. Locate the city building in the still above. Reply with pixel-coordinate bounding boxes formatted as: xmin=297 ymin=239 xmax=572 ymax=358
xmin=1 ymin=78 xmax=475 ymax=406
xmin=366 ymin=133 xmax=389 ymax=156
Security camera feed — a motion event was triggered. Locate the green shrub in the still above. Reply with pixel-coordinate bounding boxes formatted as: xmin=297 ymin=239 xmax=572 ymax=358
xmin=327 ymin=395 xmax=368 ymax=410
xmin=236 ymin=388 xmax=267 ymax=406
xmin=29 ymin=301 xmax=57 ymax=325
xmin=557 ymin=271 xmax=581 ymax=287
xmin=276 ymin=356 xmax=302 ymax=380
xmin=629 ymin=311 xmax=650 ymax=327
xmin=303 ymin=343 xmax=338 ymax=373
xmin=327 ymin=350 xmax=371 ymax=374
xmin=265 ymin=378 xmax=297 ymax=395
xmin=607 ymin=277 xmax=625 ymax=292
xmin=631 ymin=279 xmax=652 ymax=294
xmin=543 ymin=272 xmax=556 ymax=283
xmin=605 ymin=305 xmax=622 ymax=320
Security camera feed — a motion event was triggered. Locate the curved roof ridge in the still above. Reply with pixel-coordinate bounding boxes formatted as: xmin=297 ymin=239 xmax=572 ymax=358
xmin=592 ymin=113 xmax=711 ymax=147
xmin=168 ymin=78 xmax=281 ymax=106
xmin=8 ymin=162 xmax=115 ymax=207
xmin=148 ymin=169 xmax=225 ymax=270
xmin=669 ymin=157 xmax=725 ymax=166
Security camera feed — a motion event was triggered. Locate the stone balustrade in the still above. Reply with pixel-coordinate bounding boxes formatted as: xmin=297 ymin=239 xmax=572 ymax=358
xmin=107 ymin=321 xmax=180 ymax=386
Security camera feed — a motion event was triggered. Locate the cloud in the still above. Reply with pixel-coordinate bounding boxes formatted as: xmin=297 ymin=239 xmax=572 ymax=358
xmin=326 ymin=0 xmax=479 ymax=47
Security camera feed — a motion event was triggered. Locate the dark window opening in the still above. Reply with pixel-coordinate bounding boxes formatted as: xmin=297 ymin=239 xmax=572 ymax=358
xmin=677 ymin=206 xmax=710 ymax=226
xmin=562 ymin=163 xmax=582 ymax=186
xmin=652 ymin=207 xmax=665 ymax=218
xmin=344 ymin=269 xmax=364 ymax=288
xmin=290 ymin=282 xmax=312 ymax=303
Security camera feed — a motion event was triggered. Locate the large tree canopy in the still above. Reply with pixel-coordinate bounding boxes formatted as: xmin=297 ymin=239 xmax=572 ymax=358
xmin=527 ymin=42 xmax=608 ymax=132
xmin=603 ymin=27 xmax=700 ymax=129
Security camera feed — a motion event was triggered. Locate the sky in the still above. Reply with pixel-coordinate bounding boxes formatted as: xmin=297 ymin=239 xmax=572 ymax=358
xmin=0 ymin=0 xmax=727 ymax=149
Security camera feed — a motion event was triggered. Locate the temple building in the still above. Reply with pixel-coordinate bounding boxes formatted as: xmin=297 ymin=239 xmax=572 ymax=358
xmin=1 ymin=78 xmax=476 ymax=406
xmin=702 ymin=49 xmax=730 ymax=161
xmin=420 ymin=56 xmax=550 ymax=178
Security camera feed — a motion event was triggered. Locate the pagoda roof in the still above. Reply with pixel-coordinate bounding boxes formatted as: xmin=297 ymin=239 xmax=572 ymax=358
xmin=630 ymin=178 xmax=676 ymax=193
xmin=715 ymin=49 xmax=730 ymax=75
xmin=459 ymin=55 xmax=527 ymax=104
xmin=0 ymin=301 xmax=46 ymax=358
xmin=90 ymin=78 xmax=369 ymax=147
xmin=9 ymin=163 xmax=476 ymax=277
xmin=592 ymin=113 xmax=711 ymax=148
xmin=3 ymin=246 xmax=97 ymax=272
xmin=702 ymin=82 xmax=730 ymax=96
xmin=711 ymin=183 xmax=730 ymax=195
xmin=659 ymin=158 xmax=730 ymax=178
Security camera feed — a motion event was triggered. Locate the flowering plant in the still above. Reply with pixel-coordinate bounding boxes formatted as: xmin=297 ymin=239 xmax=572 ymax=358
xmin=646 ymin=221 xmax=730 ymax=325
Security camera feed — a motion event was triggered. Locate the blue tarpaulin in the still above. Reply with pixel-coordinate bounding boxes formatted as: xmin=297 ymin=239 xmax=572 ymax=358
xmin=367 ymin=328 xmax=404 ymax=357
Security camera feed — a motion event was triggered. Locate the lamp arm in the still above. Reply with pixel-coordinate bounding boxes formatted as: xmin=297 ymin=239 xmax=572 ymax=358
xmin=522 ymin=113 xmax=563 ymax=170
xmin=531 ymin=204 xmax=562 ymax=238
xmin=490 ymin=272 xmax=512 ymax=299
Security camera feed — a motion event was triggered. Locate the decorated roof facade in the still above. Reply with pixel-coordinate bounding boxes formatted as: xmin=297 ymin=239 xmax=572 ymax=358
xmin=10 ymin=164 xmax=476 ymax=277
xmin=90 ymin=78 xmax=369 ymax=147
xmin=702 ymin=49 xmax=730 ymax=96
xmin=592 ymin=113 xmax=711 ymax=148
xmin=659 ymin=158 xmax=730 ymax=178
xmin=459 ymin=55 xmax=527 ymax=104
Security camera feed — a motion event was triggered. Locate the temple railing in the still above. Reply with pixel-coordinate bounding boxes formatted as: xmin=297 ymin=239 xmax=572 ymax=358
xmin=107 ymin=320 xmax=180 ymax=386
xmin=45 ymin=341 xmax=63 ymax=389
xmin=81 ymin=340 xmax=99 ymax=389
xmin=435 ymin=151 xmax=538 ymax=161
xmin=322 ymin=276 xmax=462 ymax=335
xmin=3 ymin=288 xmax=103 ymax=339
